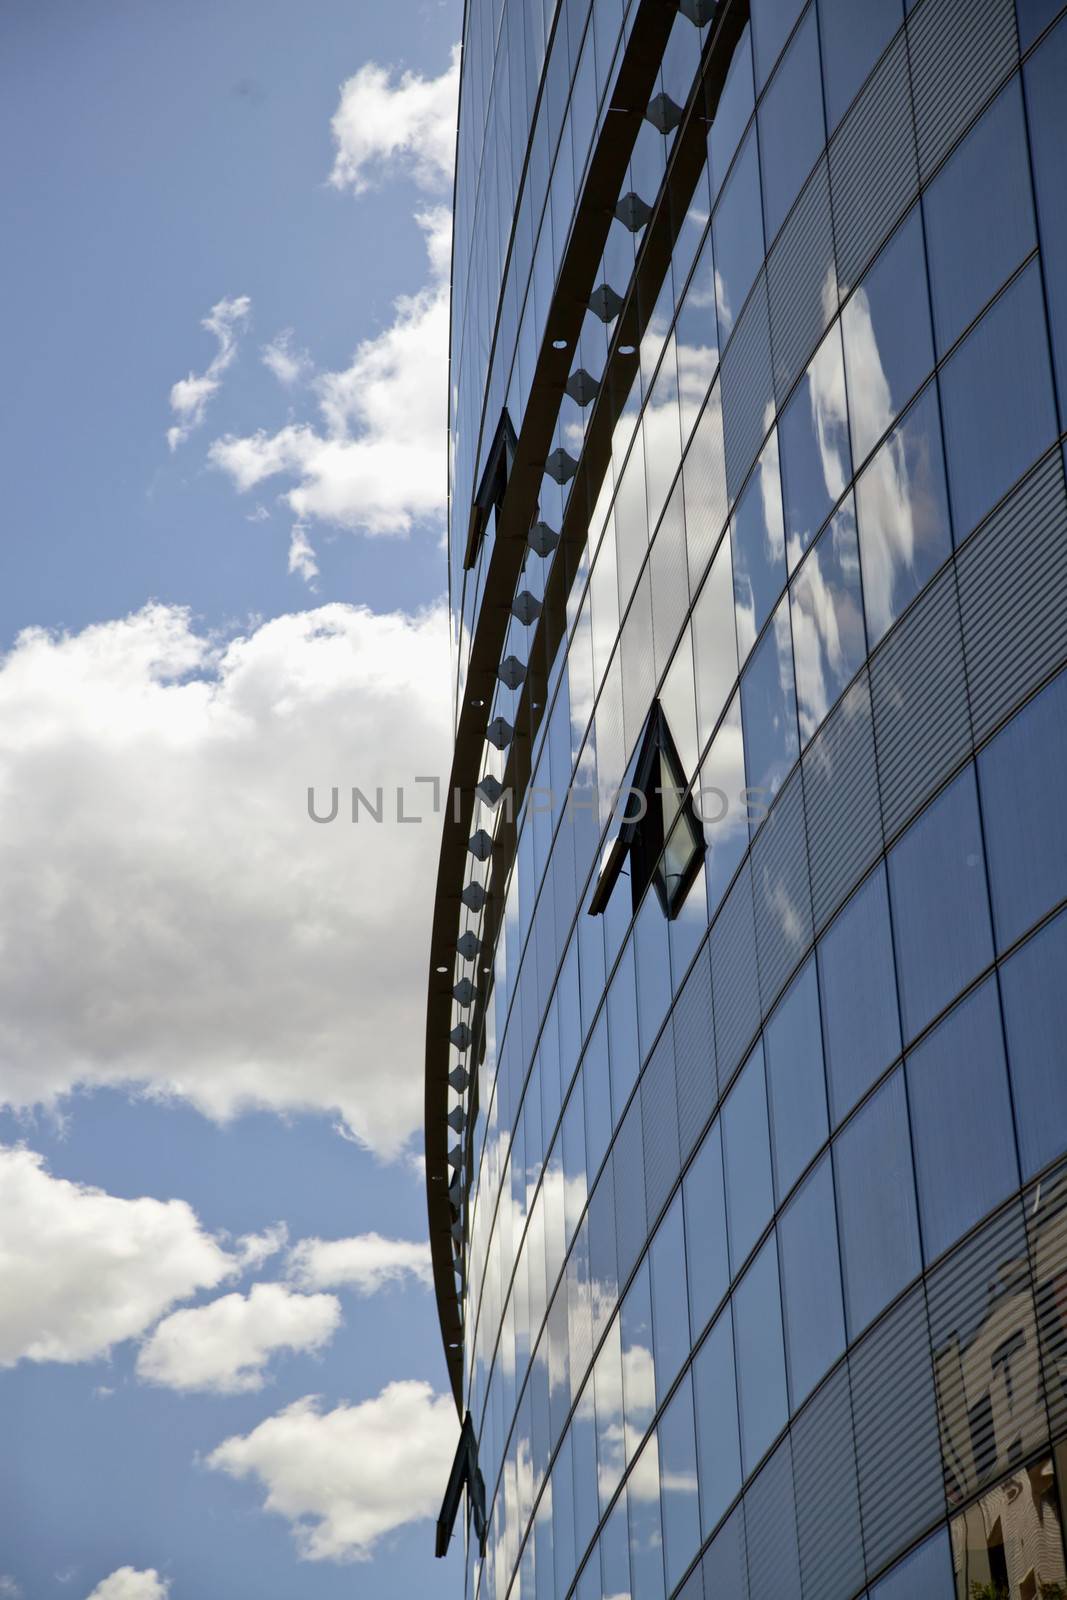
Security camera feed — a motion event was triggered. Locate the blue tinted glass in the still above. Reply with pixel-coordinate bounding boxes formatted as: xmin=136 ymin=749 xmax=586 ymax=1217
xmin=834 ymin=1067 xmax=921 ymax=1335
xmin=906 ymin=978 xmax=1018 ymax=1262
xmin=658 ymin=1374 xmax=701 ymax=1594
xmin=650 ymin=1192 xmax=691 ymax=1401
xmin=722 ymin=1040 xmax=774 ymax=1269
xmin=818 ymin=866 xmax=902 ymax=1125
xmin=699 ymin=693 xmax=749 ymax=915
xmin=780 ymin=324 xmax=852 ymax=565
xmin=1000 ymin=909 xmax=1067 ymax=1180
xmin=730 ymin=430 xmax=786 ymax=659
xmin=733 ymin=1233 xmax=789 ymax=1473
xmin=855 ymin=382 xmax=953 ymax=645
xmin=584 ymin=1010 xmax=613 ymax=1177
xmin=675 ymin=227 xmax=720 ymax=440
xmin=778 ymin=1153 xmax=846 ymax=1406
xmin=635 ymin=886 xmax=672 ymax=1060
xmin=817 ymin=0 xmax=903 ymax=130
xmin=713 ymin=128 xmax=766 ymax=340
xmin=692 ymin=1310 xmax=742 ymax=1537
xmin=622 ymin=1259 xmax=656 ymax=1450
xmin=871 ymin=1526 xmax=953 ymax=1600
xmin=608 ymin=941 xmax=641 ymax=1119
xmin=790 ymin=498 xmax=867 ymax=743
xmin=1025 ymin=16 xmax=1067 ymax=408
xmin=599 ymin=1492 xmax=631 ymax=1600
xmin=923 ymin=79 xmax=1038 ymax=357
xmin=758 ymin=6 xmax=827 ymax=243
xmin=842 ymin=206 xmax=934 ymax=463
xmin=628 ymin=1437 xmax=665 ymax=1600
xmin=888 ymin=765 xmax=994 ymax=1043
xmin=750 ymin=0 xmax=806 ymax=91
xmin=709 ymin=24 xmax=755 ymax=199
xmin=764 ymin=956 xmax=829 ymax=1199
xmin=940 ymin=259 xmax=1058 ymax=539
xmin=977 ymin=666 xmax=1067 ymax=952
xmin=684 ymin=1121 xmax=730 ymax=1336
xmin=741 ymin=595 xmax=799 ymax=810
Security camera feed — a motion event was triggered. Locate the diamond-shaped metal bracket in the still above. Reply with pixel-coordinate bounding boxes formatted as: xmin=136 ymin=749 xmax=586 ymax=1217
xmin=646 ymin=92 xmax=684 ymax=134
xmin=449 ymin=1023 xmax=471 ymax=1051
xmin=528 ymin=520 xmax=560 ymax=558
xmin=452 ymin=979 xmax=477 ymax=1008
xmin=457 ymin=931 xmax=481 ymax=961
xmin=460 ymin=882 xmax=487 ymax=912
xmin=544 ymin=448 xmax=578 ymax=485
xmin=511 ymin=591 xmax=542 ymax=625
xmin=476 ymin=774 xmax=503 ymax=806
xmin=468 ymin=829 xmax=493 ymax=862
xmin=497 ymin=655 xmax=526 ymax=691
xmin=565 ymin=368 xmax=600 ymax=407
xmin=447 ymin=1105 xmax=467 ymax=1134
xmin=615 ymin=192 xmax=652 ymax=232
xmin=486 ymin=716 xmax=514 ymax=751
xmin=448 ymin=1066 xmax=471 ymax=1093
xmin=447 ymin=1143 xmax=463 ymax=1170
xmin=589 ymin=283 xmax=624 ymax=323
xmin=679 ymin=0 xmax=717 ymax=24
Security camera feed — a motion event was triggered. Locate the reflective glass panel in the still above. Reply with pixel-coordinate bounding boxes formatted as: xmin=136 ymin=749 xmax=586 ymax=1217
xmin=740 ymin=592 xmax=799 ymax=811
xmin=923 ymin=78 xmax=1038 ymax=357
xmin=628 ymin=1433 xmax=665 ymax=1600
xmin=713 ymin=127 xmax=765 ymax=340
xmin=675 ymin=227 xmax=720 ymax=442
xmin=692 ymin=1309 xmax=742 ymax=1539
xmin=683 ymin=1121 xmax=730 ymax=1337
xmin=650 ymin=1192 xmax=690 ymax=1402
xmin=842 ymin=205 xmax=934 ymax=463
xmin=834 ymin=1067 xmax=921 ymax=1336
xmin=940 ymin=259 xmax=1058 ymax=539
xmin=750 ymin=0 xmax=806 ymax=92
xmin=722 ymin=1040 xmax=774 ymax=1270
xmin=758 ymin=6 xmax=827 ymax=244
xmin=977 ymin=664 xmax=1067 ymax=953
xmin=888 ymin=764 xmax=994 ymax=1044
xmin=693 ymin=533 xmax=739 ymax=753
xmin=872 ymin=1526 xmax=953 ymax=1600
xmin=789 ymin=497 xmax=866 ymax=743
xmin=733 ymin=1233 xmax=788 ymax=1473
xmin=950 ymin=1456 xmax=1067 ymax=1599
xmin=699 ymin=692 xmax=749 ymax=914
xmin=818 ymin=0 xmax=904 ymax=131
xmin=780 ymin=323 xmax=852 ymax=567
xmin=658 ymin=1373 xmax=701 ymax=1594
xmin=709 ymin=23 xmax=755 ymax=199
xmin=906 ymin=977 xmax=1018 ymax=1263
xmin=621 ymin=1260 xmax=656 ymax=1465
xmin=1025 ymin=15 xmax=1067 ymax=409
xmin=778 ymin=1152 xmax=846 ymax=1406
xmin=818 ymin=864 xmax=901 ymax=1125
xmin=730 ymin=429 xmax=787 ymax=660
xmin=764 ymin=955 xmax=829 ymax=1200
xmin=1000 ymin=909 xmax=1067 ymax=1181
xmin=855 ymin=382 xmax=952 ymax=646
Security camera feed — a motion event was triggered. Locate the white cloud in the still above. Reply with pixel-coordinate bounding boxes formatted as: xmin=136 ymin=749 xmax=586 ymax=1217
xmin=287 ymin=523 xmax=319 ymax=584
xmin=210 ymin=209 xmax=450 ymax=538
xmin=328 ymin=47 xmax=459 ymax=196
xmin=287 ymin=1232 xmax=432 ymax=1295
xmin=0 ymin=1145 xmax=236 ymax=1367
xmin=136 ymin=1282 xmax=341 ymax=1393
xmin=236 ymin=1223 xmax=289 ymax=1271
xmin=205 ymin=1381 xmax=457 ymax=1561
xmin=262 ymin=329 xmax=311 ymax=388
xmin=167 ymin=295 xmax=251 ymax=451
xmin=85 ymin=1570 xmax=169 ymax=1600
xmin=0 ymin=598 xmax=451 ymax=1156
xmin=0 ymin=1578 xmax=23 ymax=1598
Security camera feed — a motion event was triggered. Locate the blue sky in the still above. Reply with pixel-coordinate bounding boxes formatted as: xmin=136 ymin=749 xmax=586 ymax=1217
xmin=0 ymin=2 xmax=465 ymax=1595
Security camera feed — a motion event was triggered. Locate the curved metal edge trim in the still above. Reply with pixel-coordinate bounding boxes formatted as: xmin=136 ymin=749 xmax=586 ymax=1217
xmin=426 ymin=0 xmax=681 ymax=1417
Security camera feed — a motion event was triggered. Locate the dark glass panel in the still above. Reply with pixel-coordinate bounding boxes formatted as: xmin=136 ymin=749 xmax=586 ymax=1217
xmin=683 ymin=1120 xmax=730 ymax=1338
xmin=818 ymin=0 xmax=904 ymax=131
xmin=758 ymin=6 xmax=827 ymax=244
xmin=750 ymin=0 xmax=806 ymax=92
xmin=1000 ymin=909 xmax=1067 ymax=1181
xmin=778 ymin=1152 xmax=846 ymax=1406
xmin=722 ymin=1039 xmax=775 ymax=1270
xmin=888 ymin=764 xmax=994 ymax=1044
xmin=650 ymin=1192 xmax=691 ymax=1403
xmin=818 ymin=864 xmax=901 ymax=1126
xmin=709 ymin=23 xmax=755 ymax=199
xmin=658 ymin=1372 xmax=701 ymax=1595
xmin=733 ymin=1232 xmax=789 ymax=1473
xmin=764 ymin=955 xmax=829 ymax=1200
xmin=1024 ymin=14 xmax=1067 ymax=408
xmin=834 ymin=1067 xmax=921 ymax=1335
xmin=713 ymin=128 xmax=766 ymax=342
xmin=872 ymin=1527 xmax=954 ymax=1599
xmin=692 ymin=1308 xmax=742 ymax=1538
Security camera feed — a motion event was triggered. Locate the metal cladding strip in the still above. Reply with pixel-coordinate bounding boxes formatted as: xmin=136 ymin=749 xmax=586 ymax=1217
xmin=425 ymin=0 xmax=682 ymax=1415
xmin=450 ymin=0 xmax=750 ymax=1408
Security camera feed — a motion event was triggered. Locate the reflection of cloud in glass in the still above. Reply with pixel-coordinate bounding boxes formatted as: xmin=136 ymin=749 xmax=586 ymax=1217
xmin=808 ymin=327 xmax=849 ymax=505
xmin=790 ymin=501 xmax=866 ymax=741
xmin=715 ymin=267 xmax=733 ymax=336
xmin=842 ymin=281 xmax=894 ymax=463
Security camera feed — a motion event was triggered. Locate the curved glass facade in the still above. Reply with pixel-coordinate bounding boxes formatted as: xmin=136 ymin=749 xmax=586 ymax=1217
xmin=431 ymin=3 xmax=1067 ymax=1599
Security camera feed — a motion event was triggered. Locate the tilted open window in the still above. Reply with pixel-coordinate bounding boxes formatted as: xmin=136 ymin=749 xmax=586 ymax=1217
xmin=589 ymin=701 xmax=705 ymax=919
xmin=435 ymin=1411 xmax=487 ymax=1558
xmin=464 ymin=408 xmax=517 ymax=570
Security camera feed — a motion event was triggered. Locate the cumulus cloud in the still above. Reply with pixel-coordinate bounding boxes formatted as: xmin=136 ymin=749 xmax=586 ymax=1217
xmin=287 ymin=524 xmax=319 ymax=584
xmin=0 ymin=1145 xmax=236 ymax=1367
xmin=328 ymin=47 xmax=458 ymax=195
xmin=287 ymin=1232 xmax=432 ymax=1295
xmin=261 ymin=329 xmax=312 ymax=388
xmin=0 ymin=599 xmax=451 ymax=1155
xmin=167 ymin=295 xmax=251 ymax=450
xmin=137 ymin=1282 xmax=341 ymax=1393
xmin=85 ymin=1570 xmax=169 ymax=1600
xmin=210 ymin=208 xmax=450 ymax=538
xmin=206 ymin=1381 xmax=457 ymax=1561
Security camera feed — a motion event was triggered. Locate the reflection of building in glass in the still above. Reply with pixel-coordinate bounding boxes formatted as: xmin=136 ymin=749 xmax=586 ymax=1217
xmin=426 ymin=2 xmax=1067 ymax=1598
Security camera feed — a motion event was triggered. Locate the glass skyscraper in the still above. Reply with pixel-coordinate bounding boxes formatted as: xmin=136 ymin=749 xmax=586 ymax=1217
xmin=426 ymin=2 xmax=1067 ymax=1597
